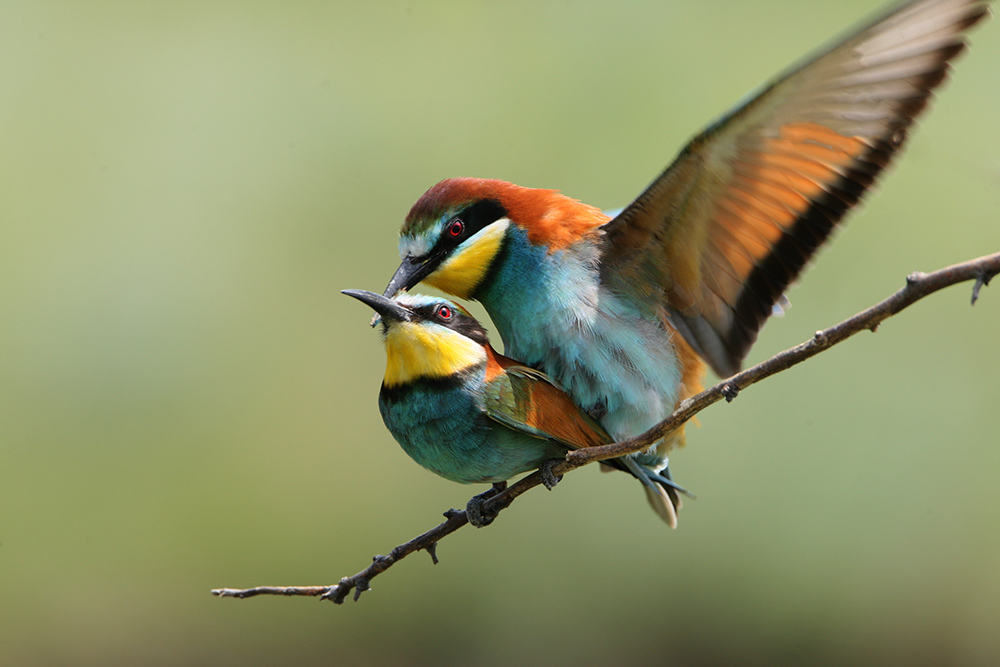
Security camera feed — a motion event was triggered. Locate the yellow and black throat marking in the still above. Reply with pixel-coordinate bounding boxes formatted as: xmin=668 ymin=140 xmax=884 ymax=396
xmin=381 ymin=319 xmax=486 ymax=389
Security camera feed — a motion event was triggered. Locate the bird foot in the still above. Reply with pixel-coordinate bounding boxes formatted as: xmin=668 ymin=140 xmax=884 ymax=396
xmin=539 ymin=459 xmax=563 ymax=491
xmin=465 ymin=481 xmax=507 ymax=528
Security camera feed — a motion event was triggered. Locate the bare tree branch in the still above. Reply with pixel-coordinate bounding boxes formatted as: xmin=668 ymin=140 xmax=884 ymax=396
xmin=212 ymin=251 xmax=999 ymax=605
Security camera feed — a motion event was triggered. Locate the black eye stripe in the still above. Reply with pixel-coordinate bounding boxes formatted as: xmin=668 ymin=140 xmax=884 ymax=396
xmin=460 ymin=199 xmax=506 ymax=235
xmin=427 ymin=199 xmax=507 ymax=257
xmin=409 ymin=303 xmax=489 ymax=346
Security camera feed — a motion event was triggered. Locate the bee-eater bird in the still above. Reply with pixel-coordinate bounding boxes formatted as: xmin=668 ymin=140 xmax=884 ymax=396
xmin=381 ymin=0 xmax=990 ymax=523
xmin=343 ymin=289 xmax=690 ymax=527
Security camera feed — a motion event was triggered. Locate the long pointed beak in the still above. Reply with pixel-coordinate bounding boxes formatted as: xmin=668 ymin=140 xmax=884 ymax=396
xmin=341 ymin=289 xmax=413 ymax=324
xmin=383 ymin=254 xmax=436 ymax=299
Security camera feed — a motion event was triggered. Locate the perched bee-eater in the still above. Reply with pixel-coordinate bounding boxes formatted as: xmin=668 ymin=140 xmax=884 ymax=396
xmin=343 ymin=289 xmax=690 ymax=526
xmin=382 ymin=0 xmax=990 ymax=518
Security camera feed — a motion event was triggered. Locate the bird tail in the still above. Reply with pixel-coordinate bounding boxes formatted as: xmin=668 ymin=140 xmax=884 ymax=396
xmin=620 ymin=457 xmax=693 ymax=529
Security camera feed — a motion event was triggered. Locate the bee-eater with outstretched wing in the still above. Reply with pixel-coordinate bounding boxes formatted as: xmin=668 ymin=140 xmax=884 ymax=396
xmin=343 ymin=290 xmax=690 ymax=526
xmin=382 ymin=0 xmax=991 ymax=524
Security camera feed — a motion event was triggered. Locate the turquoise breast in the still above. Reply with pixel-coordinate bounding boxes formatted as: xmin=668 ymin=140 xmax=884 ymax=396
xmin=378 ymin=371 xmax=563 ymax=484
xmin=475 ymin=226 xmax=683 ymax=453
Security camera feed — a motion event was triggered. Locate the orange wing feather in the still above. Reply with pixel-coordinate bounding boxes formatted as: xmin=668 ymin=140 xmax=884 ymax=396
xmin=484 ymin=346 xmax=610 ymax=450
xmin=600 ymin=0 xmax=990 ymax=377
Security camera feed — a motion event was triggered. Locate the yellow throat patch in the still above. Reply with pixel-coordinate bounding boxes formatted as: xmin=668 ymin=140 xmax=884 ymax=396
xmin=424 ymin=219 xmax=509 ymax=299
xmin=383 ymin=321 xmax=485 ymax=388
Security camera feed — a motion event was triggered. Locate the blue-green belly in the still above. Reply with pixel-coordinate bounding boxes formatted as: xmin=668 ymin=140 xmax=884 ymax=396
xmin=378 ymin=378 xmax=563 ymax=484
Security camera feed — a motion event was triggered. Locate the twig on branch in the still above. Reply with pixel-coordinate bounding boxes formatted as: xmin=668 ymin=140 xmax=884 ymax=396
xmin=211 ymin=251 xmax=999 ymax=605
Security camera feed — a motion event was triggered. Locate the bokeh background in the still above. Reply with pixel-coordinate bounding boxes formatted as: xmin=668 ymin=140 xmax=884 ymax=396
xmin=2 ymin=1 xmax=999 ymax=665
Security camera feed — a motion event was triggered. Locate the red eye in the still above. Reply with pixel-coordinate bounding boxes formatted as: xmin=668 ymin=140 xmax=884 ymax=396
xmin=448 ymin=219 xmax=464 ymax=237
xmin=437 ymin=305 xmax=453 ymax=320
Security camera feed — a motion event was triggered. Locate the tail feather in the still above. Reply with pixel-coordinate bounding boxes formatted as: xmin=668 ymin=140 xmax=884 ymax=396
xmin=600 ymin=454 xmax=693 ymax=527
xmin=621 ymin=457 xmax=690 ymax=528
xmin=643 ymin=483 xmax=680 ymax=528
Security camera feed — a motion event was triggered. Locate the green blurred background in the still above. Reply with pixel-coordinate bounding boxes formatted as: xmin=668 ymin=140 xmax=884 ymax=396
xmin=2 ymin=1 xmax=998 ymax=665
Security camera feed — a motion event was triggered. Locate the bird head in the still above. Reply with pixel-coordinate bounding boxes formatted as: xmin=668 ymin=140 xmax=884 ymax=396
xmin=383 ymin=178 xmax=608 ymax=300
xmin=342 ymin=289 xmax=488 ymax=388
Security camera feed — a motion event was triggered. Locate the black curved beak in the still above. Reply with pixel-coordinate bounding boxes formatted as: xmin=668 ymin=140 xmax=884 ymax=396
xmin=383 ymin=254 xmax=436 ymax=299
xmin=341 ymin=289 xmax=413 ymax=324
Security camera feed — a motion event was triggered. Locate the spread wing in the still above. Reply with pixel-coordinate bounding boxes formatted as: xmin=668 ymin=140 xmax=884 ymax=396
xmin=483 ymin=358 xmax=611 ymax=451
xmin=599 ymin=0 xmax=990 ymax=378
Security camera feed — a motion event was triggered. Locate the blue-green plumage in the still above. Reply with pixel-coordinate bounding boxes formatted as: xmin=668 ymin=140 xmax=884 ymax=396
xmin=473 ymin=224 xmax=683 ymax=448
xmin=378 ymin=372 xmax=563 ymax=484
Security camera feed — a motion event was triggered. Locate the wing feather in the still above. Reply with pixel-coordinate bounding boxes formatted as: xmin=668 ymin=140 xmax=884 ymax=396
xmin=600 ymin=0 xmax=989 ymax=377
xmin=482 ymin=347 xmax=612 ymax=450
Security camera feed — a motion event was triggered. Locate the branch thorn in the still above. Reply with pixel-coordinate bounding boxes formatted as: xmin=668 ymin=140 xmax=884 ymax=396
xmin=353 ymin=577 xmax=370 ymax=602
xmin=425 ymin=542 xmax=439 ymax=565
xmin=972 ymin=268 xmax=994 ymax=305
